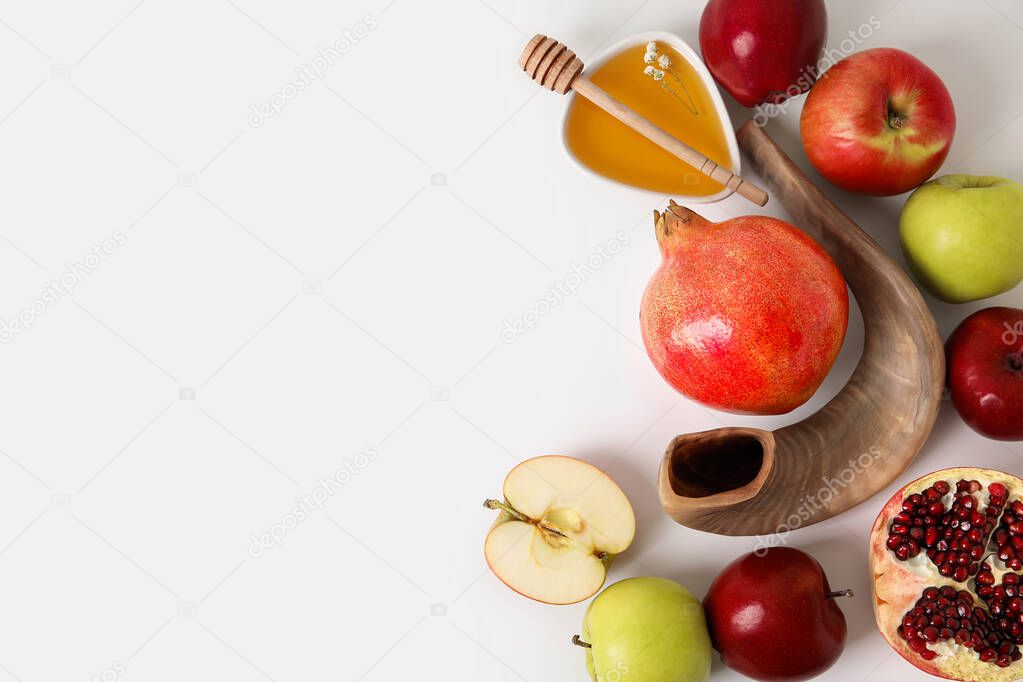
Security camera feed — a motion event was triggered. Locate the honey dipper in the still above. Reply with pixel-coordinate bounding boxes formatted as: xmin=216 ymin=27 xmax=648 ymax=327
xmin=520 ymin=34 xmax=769 ymax=207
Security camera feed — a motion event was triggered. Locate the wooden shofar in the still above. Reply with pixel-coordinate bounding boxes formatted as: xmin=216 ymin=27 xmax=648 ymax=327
xmin=657 ymin=120 xmax=945 ymax=537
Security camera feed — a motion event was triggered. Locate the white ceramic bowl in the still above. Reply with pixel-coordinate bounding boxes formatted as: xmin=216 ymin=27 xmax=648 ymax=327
xmin=561 ymin=30 xmax=740 ymax=204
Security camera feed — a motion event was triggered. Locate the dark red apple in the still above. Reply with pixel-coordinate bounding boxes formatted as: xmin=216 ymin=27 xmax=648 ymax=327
xmin=947 ymin=307 xmax=1023 ymax=441
xmin=801 ymin=48 xmax=956 ymax=196
xmin=699 ymin=0 xmax=827 ymax=107
xmin=703 ymin=547 xmax=850 ymax=681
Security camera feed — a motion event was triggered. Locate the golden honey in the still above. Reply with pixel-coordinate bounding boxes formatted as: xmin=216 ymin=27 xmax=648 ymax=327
xmin=565 ymin=43 xmax=733 ymax=197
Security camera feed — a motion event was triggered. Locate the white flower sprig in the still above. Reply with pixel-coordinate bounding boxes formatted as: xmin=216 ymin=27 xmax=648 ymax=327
xmin=644 ymin=65 xmax=665 ymax=81
xmin=642 ymin=41 xmax=699 ymax=117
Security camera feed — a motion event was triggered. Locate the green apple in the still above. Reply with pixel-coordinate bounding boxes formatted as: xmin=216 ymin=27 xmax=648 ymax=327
xmin=899 ymin=174 xmax=1023 ymax=303
xmin=578 ymin=577 xmax=711 ymax=682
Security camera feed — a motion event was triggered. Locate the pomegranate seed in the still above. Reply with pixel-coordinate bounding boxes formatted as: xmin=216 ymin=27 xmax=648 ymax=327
xmin=899 ymin=579 xmax=1023 ymax=667
xmin=889 ymin=480 xmax=1023 ymax=669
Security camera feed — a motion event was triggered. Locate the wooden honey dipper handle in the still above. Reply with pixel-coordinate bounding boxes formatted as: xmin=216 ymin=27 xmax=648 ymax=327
xmin=519 ymin=34 xmax=769 ymax=207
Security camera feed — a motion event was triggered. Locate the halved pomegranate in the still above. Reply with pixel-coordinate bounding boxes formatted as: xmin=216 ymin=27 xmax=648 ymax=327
xmin=871 ymin=468 xmax=1023 ymax=680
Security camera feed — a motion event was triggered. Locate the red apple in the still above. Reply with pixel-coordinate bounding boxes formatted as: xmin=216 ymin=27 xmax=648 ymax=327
xmin=699 ymin=0 xmax=827 ymax=107
xmin=640 ymin=202 xmax=848 ymax=415
xmin=704 ymin=547 xmax=850 ymax=681
xmin=801 ymin=48 xmax=956 ymax=196
xmin=947 ymin=307 xmax=1023 ymax=441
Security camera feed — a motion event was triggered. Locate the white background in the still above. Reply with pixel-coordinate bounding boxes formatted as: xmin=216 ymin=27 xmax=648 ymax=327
xmin=0 ymin=0 xmax=1021 ymax=680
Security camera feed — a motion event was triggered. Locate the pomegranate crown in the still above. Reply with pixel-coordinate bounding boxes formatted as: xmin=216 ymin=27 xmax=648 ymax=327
xmin=653 ymin=200 xmax=712 ymax=254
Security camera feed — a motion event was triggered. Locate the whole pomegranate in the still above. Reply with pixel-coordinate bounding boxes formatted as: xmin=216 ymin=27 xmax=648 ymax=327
xmin=639 ymin=201 xmax=848 ymax=414
xmin=870 ymin=468 xmax=1023 ymax=680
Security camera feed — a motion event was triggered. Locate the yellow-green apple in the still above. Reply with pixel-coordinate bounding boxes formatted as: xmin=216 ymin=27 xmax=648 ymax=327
xmin=483 ymin=456 xmax=635 ymax=605
xmin=704 ymin=548 xmax=851 ymax=681
xmin=640 ymin=201 xmax=848 ymax=414
xmin=578 ymin=577 xmax=711 ymax=682
xmin=947 ymin=307 xmax=1023 ymax=441
xmin=899 ymin=175 xmax=1023 ymax=302
xmin=801 ymin=48 xmax=955 ymax=196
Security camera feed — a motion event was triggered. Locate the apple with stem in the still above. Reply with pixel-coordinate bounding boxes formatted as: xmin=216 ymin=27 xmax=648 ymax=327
xmin=801 ymin=48 xmax=955 ymax=196
xmin=703 ymin=547 xmax=851 ymax=681
xmin=483 ymin=456 xmax=635 ymax=605
xmin=575 ymin=577 xmax=711 ymax=682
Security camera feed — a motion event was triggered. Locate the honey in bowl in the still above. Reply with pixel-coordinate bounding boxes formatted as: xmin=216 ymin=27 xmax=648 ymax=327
xmin=565 ymin=40 xmax=735 ymax=197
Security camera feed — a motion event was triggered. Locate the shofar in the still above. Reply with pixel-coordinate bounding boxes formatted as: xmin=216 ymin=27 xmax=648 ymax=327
xmin=657 ymin=120 xmax=944 ymax=537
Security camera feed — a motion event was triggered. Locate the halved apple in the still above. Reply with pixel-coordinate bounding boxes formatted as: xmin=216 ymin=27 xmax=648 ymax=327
xmin=484 ymin=456 xmax=636 ymax=605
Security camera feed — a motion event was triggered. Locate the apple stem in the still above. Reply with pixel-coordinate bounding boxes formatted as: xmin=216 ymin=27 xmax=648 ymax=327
xmin=571 ymin=635 xmax=592 ymax=649
xmin=483 ymin=499 xmax=529 ymax=523
xmin=826 ymin=589 xmax=854 ymax=599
